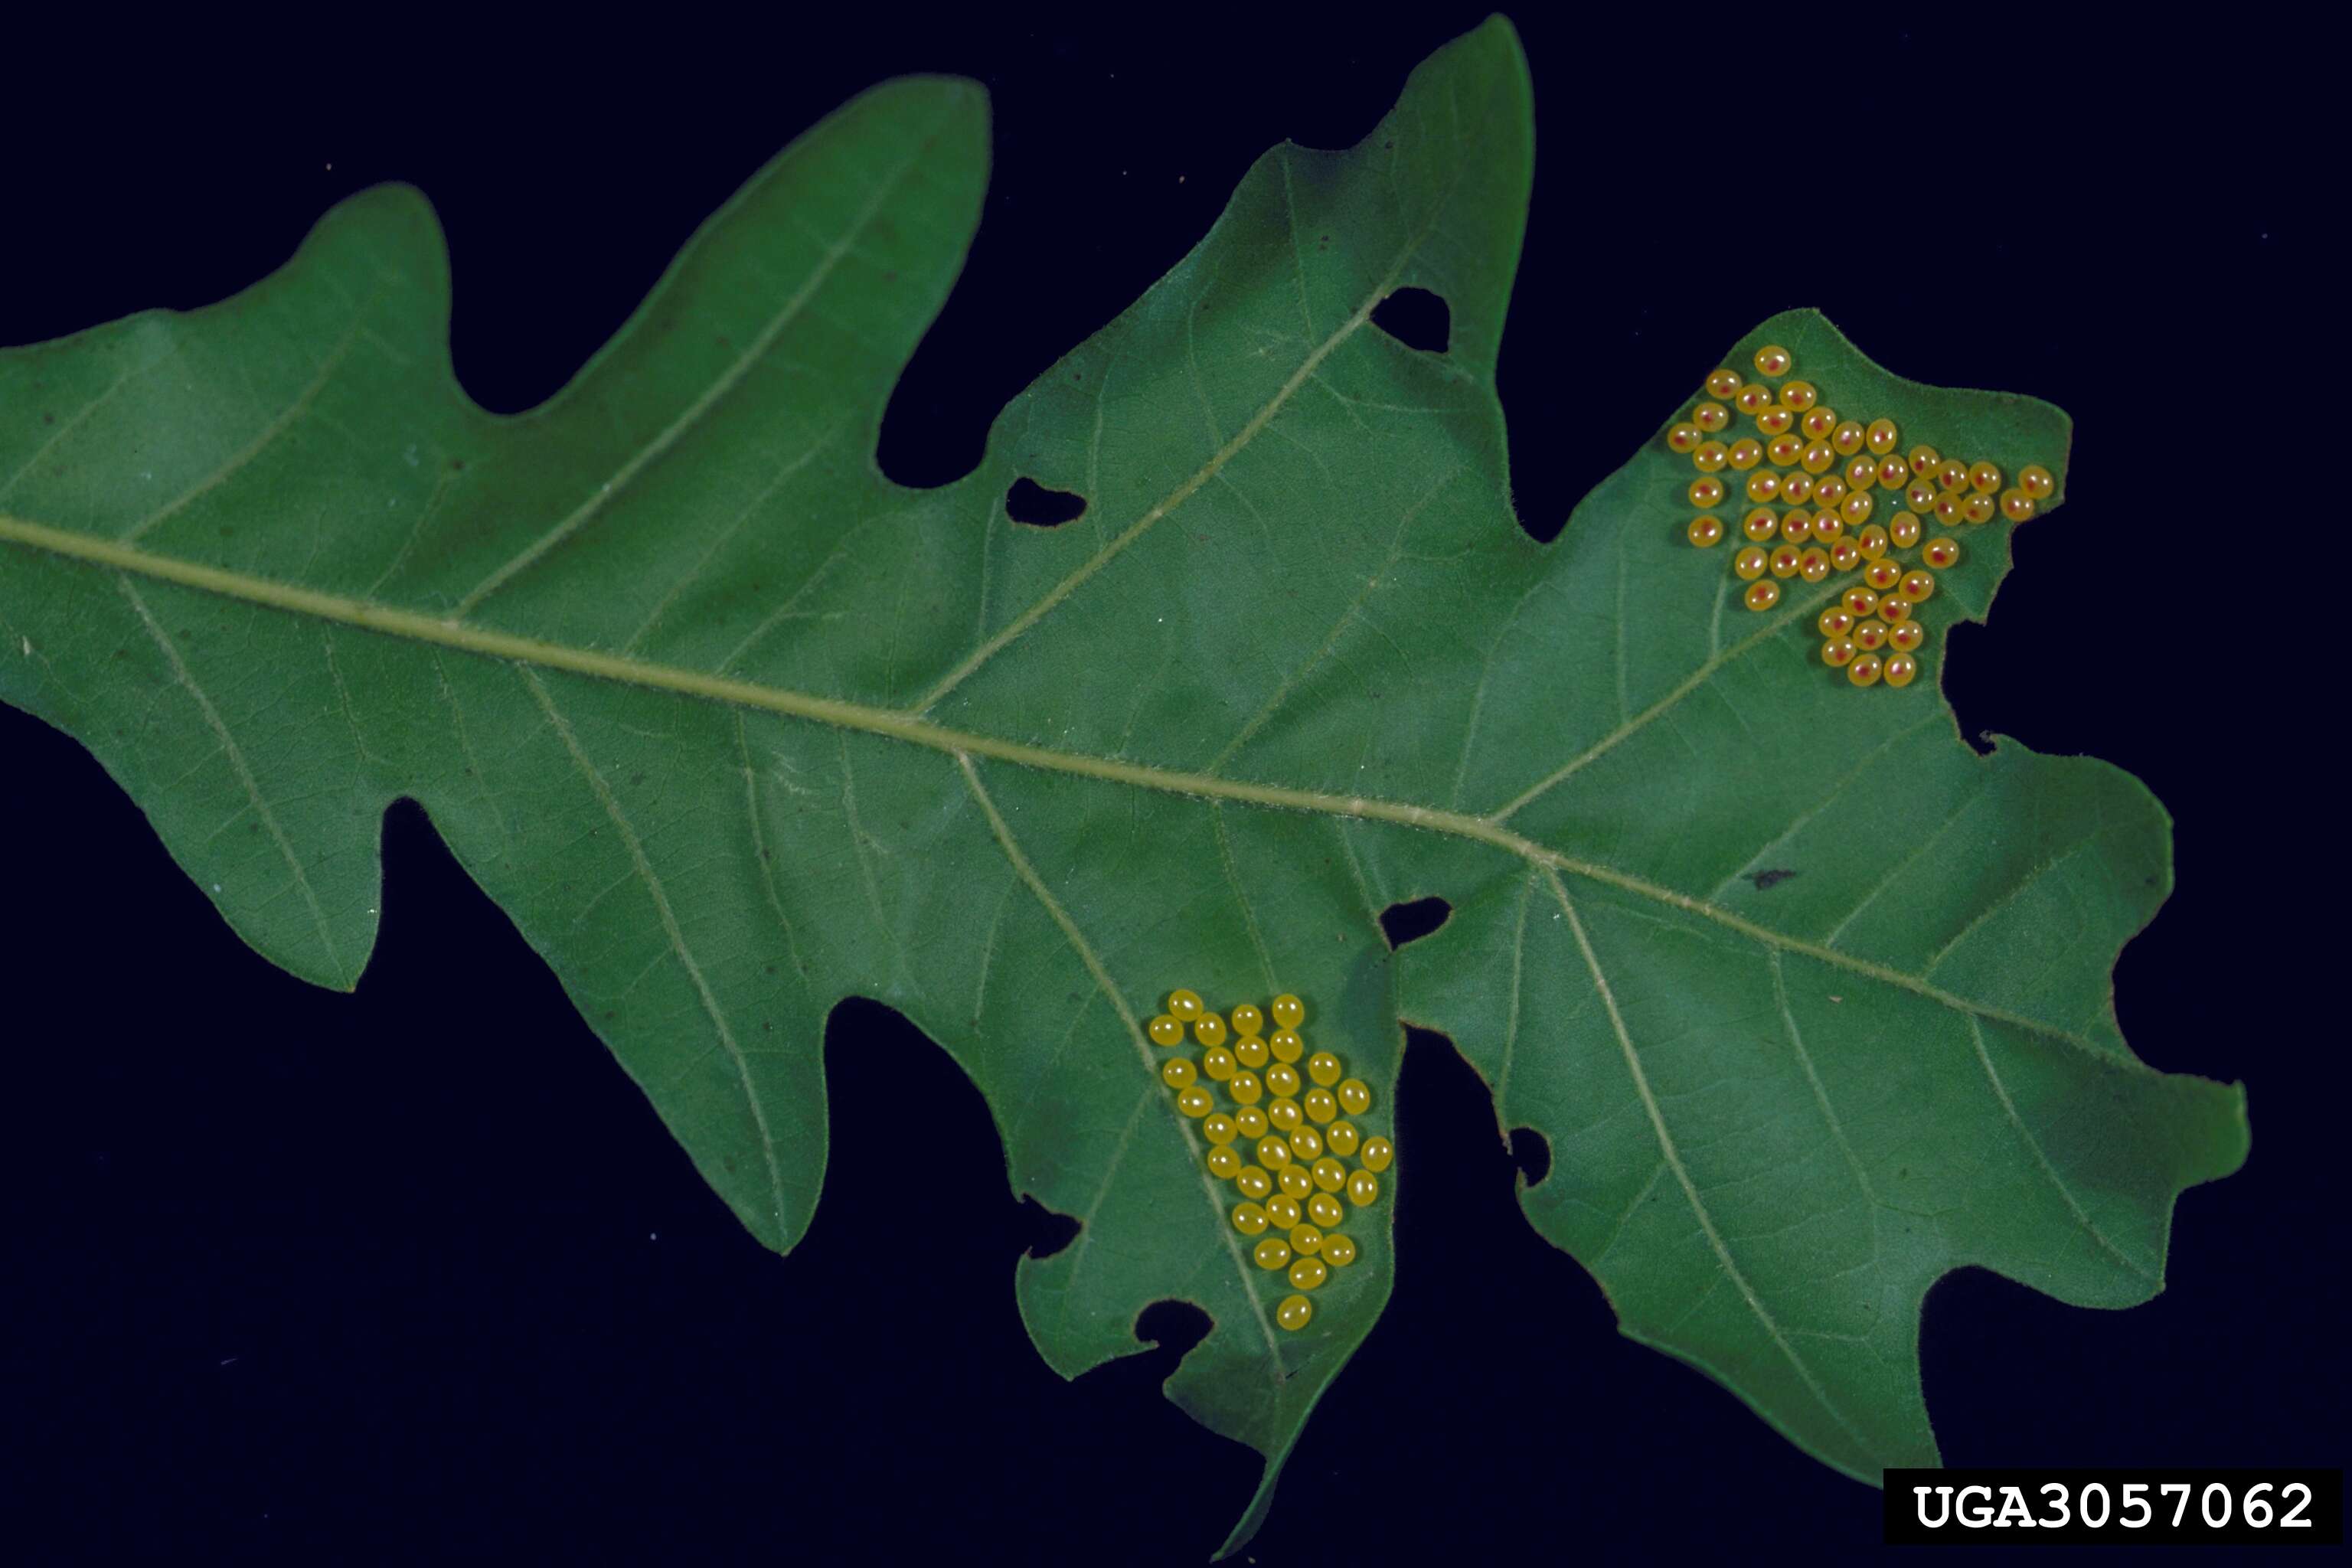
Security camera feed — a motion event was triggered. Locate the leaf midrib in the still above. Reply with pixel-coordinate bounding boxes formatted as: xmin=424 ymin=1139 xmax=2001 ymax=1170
xmin=0 ymin=510 xmax=2142 ymax=1073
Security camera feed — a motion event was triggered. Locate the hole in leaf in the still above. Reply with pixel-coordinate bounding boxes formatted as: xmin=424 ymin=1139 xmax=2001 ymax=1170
xmin=1004 ymin=476 xmax=1088 ymax=528
xmin=1019 ymin=1194 xmax=1081 ymax=1261
xmin=1135 ymin=1297 xmax=1211 ymax=1357
xmin=1370 ymin=287 xmax=1449 ymax=354
xmin=1508 ymin=1125 xmax=1551 ymax=1189
xmin=1377 ymin=895 xmax=1452 ymax=949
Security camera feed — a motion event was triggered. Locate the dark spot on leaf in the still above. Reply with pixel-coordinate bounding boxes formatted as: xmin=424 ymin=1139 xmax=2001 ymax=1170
xmin=449 ymin=458 xmax=464 ymax=470
xmin=1746 ymin=868 xmax=1800 ymax=891
xmin=1020 ymin=1194 xmax=1080 ymax=1261
xmin=762 ymin=1021 xmax=773 ymax=1034
xmin=1135 ymin=1298 xmax=1210 ymax=1357
xmin=1509 ymin=1125 xmax=1551 ymax=1188
xmin=881 ymin=270 xmax=897 ymax=283
xmin=1004 ymin=476 xmax=1086 ymax=528
xmin=1370 ymin=287 xmax=1450 ymax=354
xmin=763 ymin=964 xmax=776 ymax=975
xmin=723 ymin=1157 xmax=737 ymax=1173
xmin=629 ymin=773 xmax=644 ymax=787
xmin=219 ymin=527 xmax=234 ymax=537
xmin=1378 ymin=895 xmax=1451 ymax=949
xmin=42 ymin=412 xmax=54 ymax=425
xmin=603 ymin=1010 xmax=617 ymax=1021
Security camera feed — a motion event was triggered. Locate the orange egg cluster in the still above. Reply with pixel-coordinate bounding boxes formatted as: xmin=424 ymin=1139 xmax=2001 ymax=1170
xmin=1676 ymin=345 xmax=2056 ymax=689
xmin=1148 ymin=988 xmax=1393 ymax=1334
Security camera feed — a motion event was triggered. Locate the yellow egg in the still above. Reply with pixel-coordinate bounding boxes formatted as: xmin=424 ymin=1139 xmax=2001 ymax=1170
xmin=1276 ymin=1293 xmax=1315 ymax=1331
xmin=1694 ymin=401 xmax=1731 ymax=433
xmin=1269 ymin=1030 xmax=1305 ymax=1063
xmin=1233 ymin=1036 xmax=1269 ymax=1069
xmin=1161 ymin=1057 xmax=1195 ymax=1090
xmin=1229 ymin=1003 xmax=1265 ymax=1038
xmin=1204 ymin=1113 xmax=1238 ymax=1146
xmin=1234 ymin=1106 xmax=1269 ymax=1141
xmin=1778 ymin=378 xmax=1818 ymax=410
xmin=1347 ymin=1170 xmax=1382 ymax=1207
xmin=1265 ymin=1194 xmax=1302 ymax=1230
xmin=1865 ymin=418 xmax=1899 ymax=455
xmin=1254 ymin=1236 xmax=1292 ymax=1271
xmin=1359 ymin=1136 xmax=1394 ymax=1173
xmin=1148 ymin=1015 xmax=1184 ymax=1047
xmin=1289 ymin=1256 xmax=1328 ymax=1291
xmin=1744 ymin=579 xmax=1782 ymax=612
xmin=1883 ymin=652 xmax=1919 ymax=688
xmin=1289 ymin=1223 xmax=1325 ymax=1257
xmin=1706 ymin=368 xmax=1744 ymax=400
xmin=1267 ymin=1097 xmax=1302 ymax=1132
xmin=1269 ymin=995 xmax=1306 ymax=1030
xmin=1168 ymin=989 xmax=1204 ymax=1021
xmin=1321 ymin=1233 xmax=1358 ymax=1268
xmin=1200 ymin=1047 xmax=1236 ymax=1082
xmin=1308 ymin=1191 xmax=1345 ymax=1229
xmin=1228 ymin=1071 xmax=1263 ymax=1106
xmin=1325 ymin=1122 xmax=1361 ymax=1158
xmin=1265 ymin=1062 xmax=1302 ymax=1099
xmin=1236 ymin=1166 xmax=1273 ymax=1201
xmin=1176 ymin=1086 xmax=1214 ymax=1117
xmin=1847 ymin=652 xmax=1883 ymax=688
xmin=1302 ymin=1086 xmax=1339 ymax=1124
xmin=1753 ymin=344 xmax=1792 ymax=377
xmin=1206 ymin=1145 xmax=1243 ymax=1180
xmin=1312 ymin=1158 xmax=1349 ymax=1193
xmin=2018 ymin=462 xmax=2056 ymax=498
xmin=1279 ymin=1163 xmax=1314 ymax=1200
xmin=1256 ymin=1136 xmax=1291 ymax=1171
xmin=1232 ymin=1201 xmax=1269 ymax=1235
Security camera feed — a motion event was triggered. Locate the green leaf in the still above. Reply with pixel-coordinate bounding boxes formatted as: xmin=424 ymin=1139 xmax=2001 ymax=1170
xmin=0 ymin=17 xmax=2246 ymax=1552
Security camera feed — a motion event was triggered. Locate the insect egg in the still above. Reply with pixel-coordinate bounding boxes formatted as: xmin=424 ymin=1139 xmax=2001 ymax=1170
xmin=1908 ymin=444 xmax=1941 ymax=477
xmin=1694 ymin=401 xmax=1730 ymax=433
xmin=1229 ymin=1003 xmax=1264 ymax=1037
xmin=1798 ymin=547 xmax=1831 ymax=583
xmin=1828 ymin=539 xmax=1863 ymax=571
xmin=1754 ymin=343 xmax=1792 ymax=376
xmin=1877 ymin=454 xmax=1909 ymax=489
xmin=1866 ymin=418 xmax=1899 ymax=454
xmin=1707 ymin=368 xmax=1744 ymax=399
xmin=1325 ymin=1122 xmax=1361 ymax=1158
xmin=1233 ymin=1202 xmax=1269 ymax=1235
xmin=1728 ymin=438 xmax=1764 ymax=470
xmin=1235 ymin=1106 xmax=1269 ymax=1140
xmin=1148 ymin=1015 xmax=1184 ymax=1047
xmin=1766 ymin=433 xmax=1805 ymax=466
xmin=1168 ymin=989 xmax=1204 ymax=1021
xmin=1746 ymin=470 xmax=1781 ymax=503
xmin=1321 ymin=1233 xmax=1358 ymax=1268
xmin=1864 ymin=557 xmax=1903 ymax=591
xmin=1265 ymin=1194 xmax=1302 ymax=1229
xmin=1161 ymin=1057 xmax=1196 ymax=1089
xmin=1206 ymin=1145 xmax=1243 ymax=1180
xmin=1289 ymin=1124 xmax=1324 ymax=1161
xmin=1801 ymin=440 xmax=1836 ymax=474
xmin=1852 ymin=619 xmax=1888 ymax=652
xmin=1236 ymin=1166 xmax=1273 ymax=1200
xmin=1347 ymin=1170 xmax=1382 ymax=1207
xmin=1308 ymin=1191 xmax=1345 ymax=1229
xmin=1962 ymin=492 xmax=1997 ymax=525
xmin=1840 ymin=490 xmax=1874 ymax=526
xmin=1194 ymin=1013 xmax=1227 ymax=1048
xmin=1769 ymin=544 xmax=1803 ymax=578
xmin=1302 ymin=1086 xmax=1339 ymax=1124
xmin=1844 ymin=586 xmax=1880 ymax=617
xmin=1268 ymin=1097 xmax=1302 ymax=1132
xmin=1742 ymin=508 xmax=1776 ymax=543
xmin=1847 ymin=652 xmax=1883 ymax=687
xmin=1778 ymin=378 xmax=1818 ymax=410
xmin=1360 ymin=1137 xmax=1394 ymax=1173
xmin=1968 ymin=460 xmax=2003 ymax=494
xmin=1821 ymin=635 xmax=1857 ymax=668
xmin=1266 ymin=1062 xmax=1302 ymax=1098
xmin=1234 ymin=1035 xmax=1269 ymax=1068
xmin=1279 ymin=1163 xmax=1314 ymax=1200
xmin=1306 ymin=1051 xmax=1343 ymax=1086
xmin=2001 ymin=487 xmax=2037 ymax=521
xmin=1269 ymin=1029 xmax=1305 ymax=1063
xmin=1831 ymin=420 xmax=1867 ymax=456
xmin=1204 ymin=1113 xmax=1238 ymax=1145
xmin=1782 ymin=510 xmax=1813 ymax=544
xmin=1202 ymin=1047 xmax=1236 ymax=1081
xmin=1277 ymin=1294 xmax=1314 ymax=1331
xmin=1336 ymin=1079 xmax=1373 ymax=1116
xmin=1811 ymin=475 xmax=1847 ymax=511
xmin=1735 ymin=383 xmax=1775 ymax=415
xmin=1932 ymin=492 xmax=1966 ymax=527
xmin=2019 ymin=462 xmax=2055 ymax=498
xmin=1312 ymin=1158 xmax=1349 ymax=1193
xmin=1810 ymin=506 xmax=1845 ymax=543
xmin=1801 ymin=407 xmax=1838 ymax=440
xmin=1922 ymin=536 xmax=1960 ymax=569
xmin=1888 ymin=511 xmax=1922 ymax=549
xmin=1845 ymin=455 xmax=1880 ymax=491
xmin=1756 ymin=407 xmax=1795 ymax=436
xmin=1269 ymin=995 xmax=1306 ymax=1030
xmin=1256 ymin=1136 xmax=1291 ymax=1170
xmin=1875 ymin=593 xmax=1913 ymax=624
xmin=1936 ymin=459 xmax=1971 ymax=492
xmin=1254 ymin=1236 xmax=1292 ymax=1271
xmin=1781 ymin=472 xmax=1815 ymax=505
xmin=1288 ymin=1223 xmax=1323 ymax=1256
xmin=1818 ymin=606 xmax=1856 ymax=638
xmin=1177 ymin=1086 xmax=1214 ymax=1117
xmin=1889 ymin=620 xmax=1925 ymax=652
xmin=1228 ymin=1071 xmax=1263 ymax=1105
xmin=1883 ymin=652 xmax=1919 ymax=688
xmin=1905 ymin=479 xmax=1939 ymax=513
xmin=1856 ymin=524 xmax=1890 ymax=560
xmin=1289 ymin=1256 xmax=1328 ymax=1291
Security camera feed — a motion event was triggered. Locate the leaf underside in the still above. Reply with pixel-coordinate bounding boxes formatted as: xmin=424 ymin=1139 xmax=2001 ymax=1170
xmin=0 ymin=18 xmax=2246 ymax=1553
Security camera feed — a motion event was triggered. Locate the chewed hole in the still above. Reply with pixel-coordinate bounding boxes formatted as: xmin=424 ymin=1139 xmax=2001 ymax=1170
xmin=1370 ymin=287 xmax=1450 ymax=354
xmin=1377 ymin=895 xmax=1452 ymax=950
xmin=1005 ymin=476 xmax=1087 ymax=528
xmin=1019 ymin=1194 xmax=1080 ymax=1260
xmin=1134 ymin=1298 xmax=1210 ymax=1356
xmin=1508 ymin=1125 xmax=1551 ymax=1188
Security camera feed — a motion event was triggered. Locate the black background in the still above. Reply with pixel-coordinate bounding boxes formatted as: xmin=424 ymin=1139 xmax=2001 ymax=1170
xmin=2 ymin=8 xmax=2334 ymax=1563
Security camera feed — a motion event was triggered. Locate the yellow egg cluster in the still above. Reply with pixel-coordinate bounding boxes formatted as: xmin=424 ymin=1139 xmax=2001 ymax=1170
xmin=1148 ymin=988 xmax=1393 ymax=1334
xmin=1679 ymin=342 xmax=2056 ymax=690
